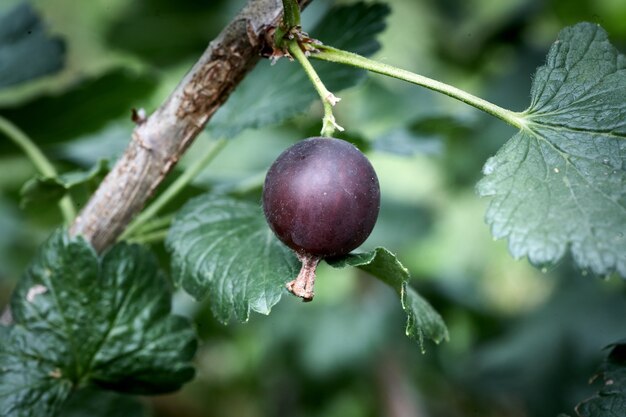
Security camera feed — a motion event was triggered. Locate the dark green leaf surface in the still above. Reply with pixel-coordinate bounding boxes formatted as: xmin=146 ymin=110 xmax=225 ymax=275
xmin=166 ymin=195 xmax=299 ymax=323
xmin=328 ymin=248 xmax=449 ymax=352
xmin=20 ymin=160 xmax=108 ymax=207
xmin=104 ymin=0 xmax=232 ymax=67
xmin=0 ymin=231 xmax=196 ymax=416
xmin=0 ymin=3 xmax=65 ymax=89
xmin=470 ymin=271 xmax=626 ymax=417
xmin=61 ymin=388 xmax=147 ymax=417
xmin=568 ymin=341 xmax=626 ymax=416
xmin=0 ymin=69 xmax=158 ymax=148
xmin=0 ymin=327 xmax=73 ymax=417
xmin=477 ymin=23 xmax=626 ymax=277
xmin=208 ymin=2 xmax=389 ymax=138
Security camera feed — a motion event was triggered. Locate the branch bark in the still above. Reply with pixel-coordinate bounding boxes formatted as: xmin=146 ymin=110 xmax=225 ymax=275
xmin=70 ymin=0 xmax=309 ymax=252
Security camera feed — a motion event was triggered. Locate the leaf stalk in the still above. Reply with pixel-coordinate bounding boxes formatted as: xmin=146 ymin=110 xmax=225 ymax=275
xmin=312 ymin=46 xmax=525 ymax=129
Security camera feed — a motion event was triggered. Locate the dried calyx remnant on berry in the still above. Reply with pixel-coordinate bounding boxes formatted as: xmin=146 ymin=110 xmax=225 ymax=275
xmin=262 ymin=137 xmax=380 ymax=301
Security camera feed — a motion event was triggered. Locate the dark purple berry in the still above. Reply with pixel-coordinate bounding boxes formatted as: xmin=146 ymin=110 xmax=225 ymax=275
xmin=263 ymin=137 xmax=380 ymax=301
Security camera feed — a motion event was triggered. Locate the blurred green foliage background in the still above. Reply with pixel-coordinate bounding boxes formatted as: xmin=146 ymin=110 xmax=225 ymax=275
xmin=1 ymin=0 xmax=625 ymax=416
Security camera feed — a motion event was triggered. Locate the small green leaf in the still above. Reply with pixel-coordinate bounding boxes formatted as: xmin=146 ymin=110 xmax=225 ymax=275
xmin=208 ymin=2 xmax=390 ymax=138
xmin=20 ymin=160 xmax=109 ymax=207
xmin=327 ymin=248 xmax=449 ymax=352
xmin=0 ymin=3 xmax=65 ymax=89
xmin=566 ymin=341 xmax=626 ymax=417
xmin=166 ymin=195 xmax=299 ymax=323
xmin=477 ymin=23 xmax=626 ymax=277
xmin=0 ymin=231 xmax=196 ymax=416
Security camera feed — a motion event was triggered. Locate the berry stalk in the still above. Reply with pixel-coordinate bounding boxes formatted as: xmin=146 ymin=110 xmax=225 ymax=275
xmin=287 ymin=252 xmax=321 ymax=301
xmin=286 ymin=41 xmax=344 ymax=137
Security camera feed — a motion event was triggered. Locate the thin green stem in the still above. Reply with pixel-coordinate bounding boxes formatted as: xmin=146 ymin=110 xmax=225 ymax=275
xmin=274 ymin=0 xmax=301 ymax=49
xmin=120 ymin=138 xmax=227 ymax=241
xmin=287 ymin=41 xmax=343 ymax=137
xmin=230 ymin=171 xmax=266 ymax=196
xmin=281 ymin=0 xmax=301 ymax=28
xmin=313 ymin=46 xmax=525 ymax=129
xmin=134 ymin=214 xmax=174 ymax=235
xmin=126 ymin=229 xmax=169 ymax=245
xmin=0 ymin=115 xmax=76 ymax=223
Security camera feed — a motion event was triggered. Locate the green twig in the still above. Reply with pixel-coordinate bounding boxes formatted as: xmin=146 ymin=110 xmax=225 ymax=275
xmin=287 ymin=41 xmax=344 ymax=137
xmin=312 ymin=46 xmax=525 ymax=129
xmin=120 ymin=138 xmax=227 ymax=241
xmin=229 ymin=171 xmax=266 ymax=196
xmin=274 ymin=0 xmax=301 ymax=49
xmin=0 ymin=115 xmax=76 ymax=223
xmin=281 ymin=0 xmax=301 ymax=28
xmin=126 ymin=229 xmax=169 ymax=245
xmin=274 ymin=0 xmax=300 ymax=49
xmin=133 ymin=214 xmax=174 ymax=235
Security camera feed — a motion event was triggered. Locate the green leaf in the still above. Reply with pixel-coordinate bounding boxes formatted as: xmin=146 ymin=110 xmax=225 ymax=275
xmin=327 ymin=248 xmax=449 ymax=352
xmin=0 ymin=327 xmax=73 ymax=417
xmin=55 ymin=121 xmax=133 ymax=166
xmin=567 ymin=341 xmax=626 ymax=416
xmin=105 ymin=1 xmax=234 ymax=67
xmin=208 ymin=2 xmax=390 ymax=138
xmin=0 ymin=230 xmax=196 ymax=416
xmin=60 ymin=388 xmax=147 ymax=417
xmin=166 ymin=195 xmax=447 ymax=349
xmin=0 ymin=68 xmax=158 ymax=150
xmin=20 ymin=159 xmax=109 ymax=208
xmin=0 ymin=3 xmax=65 ymax=89
xmin=166 ymin=195 xmax=299 ymax=323
xmin=477 ymin=23 xmax=626 ymax=277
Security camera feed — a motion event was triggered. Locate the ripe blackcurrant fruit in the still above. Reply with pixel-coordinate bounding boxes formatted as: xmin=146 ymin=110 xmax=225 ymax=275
xmin=263 ymin=137 xmax=380 ymax=301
